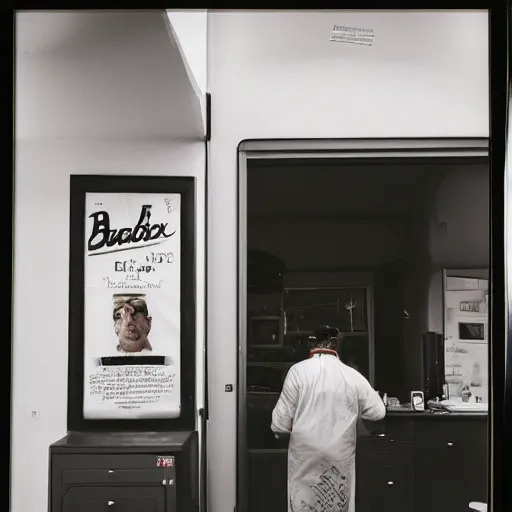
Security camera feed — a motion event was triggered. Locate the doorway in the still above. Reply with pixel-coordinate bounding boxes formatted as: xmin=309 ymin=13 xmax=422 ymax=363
xmin=237 ymin=138 xmax=490 ymax=512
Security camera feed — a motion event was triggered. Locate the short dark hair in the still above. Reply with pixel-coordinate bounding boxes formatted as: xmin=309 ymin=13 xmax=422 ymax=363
xmin=309 ymin=325 xmax=343 ymax=350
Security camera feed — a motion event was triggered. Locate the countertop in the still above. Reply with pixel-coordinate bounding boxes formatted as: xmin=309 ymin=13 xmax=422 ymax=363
xmin=248 ymin=410 xmax=488 ymax=452
xmin=50 ymin=430 xmax=196 ymax=453
xmin=385 ymin=409 xmax=488 ymax=418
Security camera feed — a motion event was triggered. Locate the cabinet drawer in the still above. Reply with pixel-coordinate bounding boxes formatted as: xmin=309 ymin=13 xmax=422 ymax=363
xmin=54 ymin=454 xmax=170 ymax=472
xmin=368 ymin=479 xmax=413 ymax=511
xmin=357 ymin=465 xmax=414 ymax=512
xmin=62 ymin=469 xmax=165 ymax=485
xmin=417 ymin=436 xmax=477 ymax=463
xmin=383 ymin=419 xmax=415 ymax=440
xmin=357 ymin=438 xmax=412 ymax=465
xmin=358 ymin=463 xmax=413 ymax=490
xmin=63 ymin=486 xmax=165 ymax=512
xmin=418 ymin=419 xmax=487 ymax=445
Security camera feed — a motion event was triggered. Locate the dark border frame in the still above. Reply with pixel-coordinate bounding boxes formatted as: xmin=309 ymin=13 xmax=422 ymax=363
xmin=236 ymin=138 xmax=494 ymax=512
xmin=490 ymin=4 xmax=510 ymax=512
xmin=67 ymin=175 xmax=196 ymax=432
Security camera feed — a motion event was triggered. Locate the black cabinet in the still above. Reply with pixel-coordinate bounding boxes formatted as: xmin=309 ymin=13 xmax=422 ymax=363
xmin=62 ymin=487 xmax=166 ymax=512
xmin=415 ymin=418 xmax=488 ymax=512
xmin=49 ymin=431 xmax=197 ymax=512
xmin=356 ymin=437 xmax=414 ymax=512
xmin=245 ymin=415 xmax=488 ymax=512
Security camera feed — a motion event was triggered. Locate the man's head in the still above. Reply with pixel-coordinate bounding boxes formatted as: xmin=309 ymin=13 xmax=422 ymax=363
xmin=113 ymin=295 xmax=152 ymax=353
xmin=308 ymin=325 xmax=343 ymax=351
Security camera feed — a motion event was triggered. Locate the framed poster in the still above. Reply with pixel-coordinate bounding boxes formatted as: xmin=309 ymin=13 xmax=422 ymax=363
xmin=68 ymin=176 xmax=195 ymax=431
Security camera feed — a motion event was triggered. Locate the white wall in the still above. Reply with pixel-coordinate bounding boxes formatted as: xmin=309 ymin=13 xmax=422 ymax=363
xmin=166 ymin=9 xmax=208 ymax=130
xmin=428 ymin=271 xmax=445 ymax=334
xmin=12 ymin=140 xmax=206 ymax=512
xmin=207 ymin=10 xmax=488 ymax=512
xmin=13 ymin=11 xmax=206 ymax=512
xmin=16 ymin=11 xmax=204 ymax=141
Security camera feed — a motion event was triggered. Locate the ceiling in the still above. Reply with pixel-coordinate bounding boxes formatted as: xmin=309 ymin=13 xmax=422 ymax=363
xmin=16 ymin=11 xmax=204 ymax=140
xmin=247 ymin=159 xmax=487 ymax=219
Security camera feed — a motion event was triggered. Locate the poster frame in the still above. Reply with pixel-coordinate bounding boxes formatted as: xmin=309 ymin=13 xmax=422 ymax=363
xmin=67 ymin=175 xmax=196 ymax=432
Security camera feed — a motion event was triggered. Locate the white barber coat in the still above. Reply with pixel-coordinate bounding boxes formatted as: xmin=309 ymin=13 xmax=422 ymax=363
xmin=271 ymin=354 xmax=386 ymax=512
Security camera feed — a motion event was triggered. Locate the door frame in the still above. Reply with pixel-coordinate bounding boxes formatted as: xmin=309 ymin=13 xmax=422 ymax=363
xmin=236 ymin=137 xmax=489 ymax=512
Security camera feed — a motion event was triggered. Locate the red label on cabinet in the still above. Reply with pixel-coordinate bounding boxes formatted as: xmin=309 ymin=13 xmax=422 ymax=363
xmin=156 ymin=456 xmax=174 ymax=468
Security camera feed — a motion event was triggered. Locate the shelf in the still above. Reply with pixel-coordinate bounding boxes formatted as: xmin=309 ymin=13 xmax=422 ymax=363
xmin=247 ymin=391 xmax=281 ymax=395
xmin=247 ymin=362 xmax=295 ymax=368
xmin=284 ymin=331 xmax=368 ymax=336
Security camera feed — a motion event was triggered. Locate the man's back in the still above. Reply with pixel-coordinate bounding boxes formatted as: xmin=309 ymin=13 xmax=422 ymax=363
xmin=270 ymin=333 xmax=385 ymax=512
xmin=275 ymin=354 xmax=380 ymax=460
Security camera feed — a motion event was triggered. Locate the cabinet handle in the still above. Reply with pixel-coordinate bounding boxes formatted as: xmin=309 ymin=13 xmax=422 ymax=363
xmin=168 ymin=479 xmax=175 ymax=486
xmin=162 ymin=479 xmax=167 ymax=485
xmin=447 ymin=442 xmax=454 ymax=447
xmin=107 ymin=501 xmax=115 ymax=506
xmin=108 ymin=470 xmax=114 ymax=474
xmin=388 ymin=481 xmax=394 ymax=486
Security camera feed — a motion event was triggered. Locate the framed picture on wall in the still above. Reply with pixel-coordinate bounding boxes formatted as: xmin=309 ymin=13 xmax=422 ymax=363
xmin=68 ymin=175 xmax=196 ymax=431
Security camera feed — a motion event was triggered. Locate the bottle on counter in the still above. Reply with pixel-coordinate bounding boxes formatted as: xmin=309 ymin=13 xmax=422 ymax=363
xmin=442 ymin=381 xmax=449 ymax=401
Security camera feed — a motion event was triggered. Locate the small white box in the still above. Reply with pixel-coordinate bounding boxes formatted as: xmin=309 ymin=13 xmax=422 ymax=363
xmin=411 ymin=391 xmax=425 ymax=411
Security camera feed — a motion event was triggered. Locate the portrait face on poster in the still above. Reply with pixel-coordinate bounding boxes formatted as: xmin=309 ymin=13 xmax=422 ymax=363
xmin=83 ymin=192 xmax=181 ymax=420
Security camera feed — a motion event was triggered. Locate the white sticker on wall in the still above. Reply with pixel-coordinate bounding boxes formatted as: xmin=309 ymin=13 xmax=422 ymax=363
xmin=330 ymin=25 xmax=374 ymax=46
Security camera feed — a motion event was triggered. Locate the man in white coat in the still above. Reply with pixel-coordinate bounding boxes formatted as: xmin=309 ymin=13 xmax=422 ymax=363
xmin=271 ymin=325 xmax=386 ymax=512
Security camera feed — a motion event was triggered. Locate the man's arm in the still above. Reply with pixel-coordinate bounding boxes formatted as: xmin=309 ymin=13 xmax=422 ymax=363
xmin=357 ymin=374 xmax=386 ymax=422
xmin=271 ymin=366 xmax=300 ymax=434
